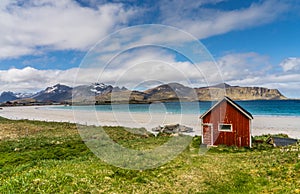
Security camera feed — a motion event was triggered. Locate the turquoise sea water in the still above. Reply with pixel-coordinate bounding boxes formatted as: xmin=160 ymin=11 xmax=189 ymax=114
xmin=53 ymin=100 xmax=300 ymax=116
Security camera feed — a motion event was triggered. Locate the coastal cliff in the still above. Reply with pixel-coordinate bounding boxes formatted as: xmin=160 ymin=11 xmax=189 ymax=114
xmin=224 ymin=86 xmax=286 ymax=100
xmin=195 ymin=83 xmax=287 ymax=101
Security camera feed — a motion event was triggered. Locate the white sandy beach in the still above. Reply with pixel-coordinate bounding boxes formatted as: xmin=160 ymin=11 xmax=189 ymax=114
xmin=0 ymin=105 xmax=299 ymax=138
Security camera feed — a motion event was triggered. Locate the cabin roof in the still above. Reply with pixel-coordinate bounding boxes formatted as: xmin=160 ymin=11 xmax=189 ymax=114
xmin=200 ymin=96 xmax=253 ymax=120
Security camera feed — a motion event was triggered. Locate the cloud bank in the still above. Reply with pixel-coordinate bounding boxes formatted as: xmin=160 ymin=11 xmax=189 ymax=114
xmin=0 ymin=0 xmax=136 ymax=59
xmin=1 ymin=55 xmax=300 ymax=98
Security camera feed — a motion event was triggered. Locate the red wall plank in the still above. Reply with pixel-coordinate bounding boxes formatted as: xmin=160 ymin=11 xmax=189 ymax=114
xmin=202 ymin=100 xmax=251 ymax=147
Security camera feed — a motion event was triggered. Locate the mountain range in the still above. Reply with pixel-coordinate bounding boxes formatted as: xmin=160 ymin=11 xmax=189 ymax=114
xmin=0 ymin=82 xmax=287 ymax=104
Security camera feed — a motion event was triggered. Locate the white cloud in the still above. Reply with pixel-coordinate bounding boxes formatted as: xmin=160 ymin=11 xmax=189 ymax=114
xmin=159 ymin=0 xmax=291 ymax=39
xmin=0 ymin=67 xmax=78 ymax=92
xmin=217 ymin=52 xmax=271 ymax=81
xmin=0 ymin=46 xmax=219 ymax=93
xmin=280 ymin=57 xmax=300 ymax=72
xmin=78 ymin=47 xmax=213 ymax=89
xmin=0 ymin=0 xmax=294 ymax=59
xmin=0 ymin=0 xmax=136 ymax=59
xmin=215 ymin=54 xmax=300 ymax=98
xmin=1 ymin=53 xmax=300 ymax=99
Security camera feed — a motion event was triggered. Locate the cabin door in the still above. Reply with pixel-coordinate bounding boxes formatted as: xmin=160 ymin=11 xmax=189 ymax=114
xmin=203 ymin=124 xmax=213 ymax=145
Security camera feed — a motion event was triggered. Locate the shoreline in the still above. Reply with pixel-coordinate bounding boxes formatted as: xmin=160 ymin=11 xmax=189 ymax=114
xmin=0 ymin=105 xmax=299 ymax=138
xmin=44 ymin=105 xmax=300 ymax=118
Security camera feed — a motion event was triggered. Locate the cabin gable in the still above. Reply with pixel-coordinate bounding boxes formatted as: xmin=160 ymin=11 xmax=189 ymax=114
xmin=201 ymin=97 xmax=253 ymax=147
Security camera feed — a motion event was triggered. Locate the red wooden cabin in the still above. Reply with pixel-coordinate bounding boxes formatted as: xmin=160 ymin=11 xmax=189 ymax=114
xmin=200 ymin=96 xmax=253 ymax=147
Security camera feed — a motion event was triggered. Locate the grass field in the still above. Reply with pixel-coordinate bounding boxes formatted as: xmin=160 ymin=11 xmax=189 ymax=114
xmin=0 ymin=116 xmax=299 ymax=193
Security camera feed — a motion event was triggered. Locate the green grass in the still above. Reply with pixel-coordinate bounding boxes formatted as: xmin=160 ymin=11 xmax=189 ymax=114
xmin=0 ymin=117 xmax=299 ymax=193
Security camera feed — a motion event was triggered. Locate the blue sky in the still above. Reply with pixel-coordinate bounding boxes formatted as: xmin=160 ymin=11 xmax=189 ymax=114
xmin=0 ymin=0 xmax=300 ymax=98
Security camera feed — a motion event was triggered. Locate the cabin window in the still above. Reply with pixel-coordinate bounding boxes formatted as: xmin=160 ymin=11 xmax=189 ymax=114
xmin=218 ymin=124 xmax=232 ymax=131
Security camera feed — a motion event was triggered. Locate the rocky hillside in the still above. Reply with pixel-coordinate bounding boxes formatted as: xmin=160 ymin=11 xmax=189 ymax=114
xmin=224 ymin=86 xmax=286 ymax=100
xmin=93 ymin=83 xmax=286 ymax=103
xmin=144 ymin=83 xmax=198 ymax=102
xmin=0 ymin=83 xmax=287 ymax=104
xmin=195 ymin=83 xmax=287 ymax=101
xmin=0 ymin=92 xmax=19 ymax=102
xmin=31 ymin=84 xmax=73 ymax=102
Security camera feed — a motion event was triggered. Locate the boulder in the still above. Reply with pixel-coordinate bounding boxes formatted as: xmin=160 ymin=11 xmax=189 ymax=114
xmin=151 ymin=124 xmax=193 ymax=133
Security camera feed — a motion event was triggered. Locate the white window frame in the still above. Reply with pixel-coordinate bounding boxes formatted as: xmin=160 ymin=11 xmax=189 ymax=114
xmin=218 ymin=123 xmax=233 ymax=132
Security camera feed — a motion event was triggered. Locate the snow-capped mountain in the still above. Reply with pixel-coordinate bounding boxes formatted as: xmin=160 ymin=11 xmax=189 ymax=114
xmin=0 ymin=91 xmax=19 ymax=103
xmin=0 ymin=83 xmax=128 ymax=103
xmin=0 ymin=82 xmax=131 ymax=103
xmin=90 ymin=83 xmax=114 ymax=94
xmin=14 ymin=92 xmax=35 ymax=99
xmin=31 ymin=84 xmax=73 ymax=102
xmin=0 ymin=91 xmax=36 ymax=103
xmin=0 ymin=82 xmax=286 ymax=104
xmin=72 ymin=83 xmax=127 ymax=101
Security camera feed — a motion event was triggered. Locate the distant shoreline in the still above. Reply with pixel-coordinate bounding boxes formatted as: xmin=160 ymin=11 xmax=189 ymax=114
xmin=1 ymin=98 xmax=299 ymax=108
